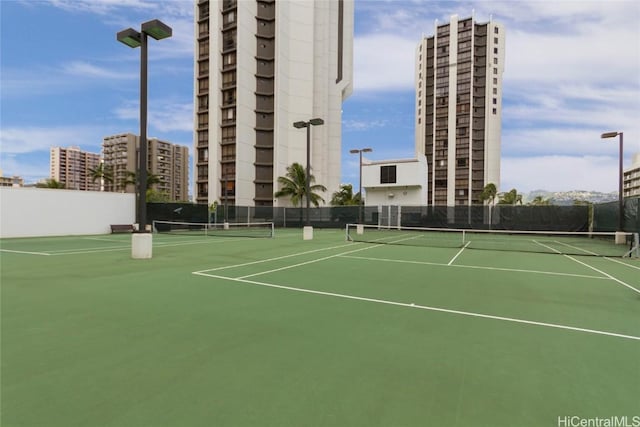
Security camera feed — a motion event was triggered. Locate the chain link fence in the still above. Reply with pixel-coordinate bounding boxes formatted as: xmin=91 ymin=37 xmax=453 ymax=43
xmin=146 ymin=197 xmax=640 ymax=233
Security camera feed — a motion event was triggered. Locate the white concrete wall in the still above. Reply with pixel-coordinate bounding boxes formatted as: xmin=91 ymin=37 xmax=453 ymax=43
xmin=484 ymin=21 xmax=505 ymax=193
xmin=0 ymin=188 xmax=135 ymax=238
xmin=362 ymin=157 xmax=428 ymax=206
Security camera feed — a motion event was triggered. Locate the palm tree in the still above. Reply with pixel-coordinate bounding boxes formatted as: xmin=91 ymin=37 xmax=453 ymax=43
xmin=120 ymin=170 xmax=164 ymax=201
xmin=274 ymin=162 xmax=327 ymax=208
xmin=498 ymin=188 xmax=523 ymax=205
xmin=479 ymin=183 xmax=498 ymax=205
xmin=121 ymin=170 xmax=163 ymax=191
xmin=88 ymin=163 xmax=113 ymax=191
xmin=36 ymin=179 xmax=66 ymax=189
xmin=330 ymin=184 xmax=360 ymax=206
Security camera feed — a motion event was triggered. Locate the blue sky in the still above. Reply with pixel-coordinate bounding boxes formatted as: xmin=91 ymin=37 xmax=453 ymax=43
xmin=1 ymin=0 xmax=639 ymax=195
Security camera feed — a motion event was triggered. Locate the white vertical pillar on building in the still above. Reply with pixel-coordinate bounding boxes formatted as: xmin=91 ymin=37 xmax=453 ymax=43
xmin=447 ymin=15 xmax=459 ymax=208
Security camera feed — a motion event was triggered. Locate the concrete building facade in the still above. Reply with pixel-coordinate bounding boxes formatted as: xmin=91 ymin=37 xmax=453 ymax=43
xmin=362 ymin=157 xmax=428 ymax=207
xmin=0 ymin=169 xmax=24 ymax=188
xmin=102 ymin=133 xmax=189 ymax=201
xmin=415 ymin=15 xmax=505 ymax=206
xmin=624 ymin=153 xmax=640 ymax=198
xmin=50 ymin=146 xmax=101 ymax=191
xmin=194 ymin=0 xmax=354 ymax=207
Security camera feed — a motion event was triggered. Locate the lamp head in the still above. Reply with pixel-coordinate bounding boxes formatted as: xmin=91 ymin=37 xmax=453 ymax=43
xmin=349 ymin=149 xmax=359 ymax=154
xmin=309 ymin=118 xmax=324 ymax=126
xmin=362 ymin=148 xmax=373 ymax=153
xmin=601 ymin=132 xmax=620 ymax=139
xmin=142 ymin=19 xmax=172 ymax=40
xmin=293 ymin=121 xmax=308 ymax=129
xmin=117 ymin=28 xmax=142 ymax=48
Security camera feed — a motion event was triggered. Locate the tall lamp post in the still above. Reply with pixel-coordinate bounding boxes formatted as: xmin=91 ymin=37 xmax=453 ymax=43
xmin=117 ymin=19 xmax=172 ymax=234
xmin=349 ymin=148 xmax=372 ymax=223
xmin=293 ymin=118 xmax=324 ymax=227
xmin=601 ymin=131 xmax=625 ymax=235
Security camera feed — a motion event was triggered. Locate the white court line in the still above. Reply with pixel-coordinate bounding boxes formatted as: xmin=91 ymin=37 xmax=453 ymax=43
xmin=194 ymin=242 xmax=355 ymax=274
xmin=605 ymin=257 xmax=640 ymax=271
xmin=42 ymin=237 xmax=243 ymax=256
xmin=340 ymin=255 xmax=608 ymax=280
xmin=199 ymin=234 xmax=420 ymax=278
xmin=237 ymin=243 xmax=380 ymax=280
xmin=564 ymin=255 xmax=640 ymax=295
xmin=192 ymin=271 xmax=640 ymax=342
xmin=553 ymin=240 xmax=598 ymax=256
xmin=534 ymin=240 xmax=640 ymax=295
xmin=0 ymin=249 xmax=51 ymax=256
xmin=448 ymin=242 xmax=470 ymax=265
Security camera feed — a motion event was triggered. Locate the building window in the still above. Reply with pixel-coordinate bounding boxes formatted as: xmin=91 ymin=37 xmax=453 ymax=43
xmin=494 ymin=47 xmax=498 ymax=54
xmin=492 ymin=108 xmax=497 ymax=115
xmin=493 ymin=88 xmax=497 ymax=94
xmin=223 ymin=52 xmax=236 ymax=67
xmin=380 ymin=165 xmax=397 ymax=184
xmin=222 ymin=127 xmax=235 ymax=143
xmin=493 ymin=78 xmax=498 ymax=84
xmin=198 ymin=78 xmax=209 ymax=92
xmin=494 ymin=27 xmax=499 ymax=34
xmin=221 ymin=144 xmax=235 ymax=161
xmin=223 ymin=10 xmax=236 ymax=26
xmin=198 ymin=39 xmax=209 ymax=56
xmin=198 ymin=95 xmax=208 ymax=109
xmin=493 ymin=68 xmax=497 ymax=74
xmin=494 ymin=37 xmax=498 ymax=44
xmin=198 ymin=148 xmax=208 ymax=162
xmin=493 ymin=57 xmax=498 ymax=65
xmin=198 ymin=60 xmax=209 ymax=74
xmin=493 ymin=98 xmax=497 ymax=104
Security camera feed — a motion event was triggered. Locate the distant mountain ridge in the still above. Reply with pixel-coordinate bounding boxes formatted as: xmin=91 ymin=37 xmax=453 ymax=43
xmin=525 ymin=190 xmax=618 ymax=205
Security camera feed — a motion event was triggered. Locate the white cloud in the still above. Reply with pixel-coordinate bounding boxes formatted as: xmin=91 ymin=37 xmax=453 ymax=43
xmin=501 ymin=155 xmax=620 ymax=193
xmin=353 ymin=34 xmax=417 ymax=92
xmin=62 ymin=61 xmax=134 ymax=79
xmin=0 ymin=154 xmax=51 ymax=183
xmin=343 ymin=119 xmax=388 ymax=131
xmin=0 ymin=126 xmax=100 ymax=155
xmin=113 ymin=100 xmax=193 ymax=133
xmin=502 ymin=127 xmax=640 ymax=159
xmin=46 ymin=0 xmax=155 ymax=15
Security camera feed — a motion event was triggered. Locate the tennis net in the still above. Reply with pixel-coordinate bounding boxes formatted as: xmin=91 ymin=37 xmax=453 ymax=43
xmin=346 ymin=224 xmax=639 ymax=257
xmin=153 ymin=221 xmax=274 ymax=238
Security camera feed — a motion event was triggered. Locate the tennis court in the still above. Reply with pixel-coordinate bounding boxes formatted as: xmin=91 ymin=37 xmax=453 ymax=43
xmin=1 ymin=227 xmax=639 ymax=426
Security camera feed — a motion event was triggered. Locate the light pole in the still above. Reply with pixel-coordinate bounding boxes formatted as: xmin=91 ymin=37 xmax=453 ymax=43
xmin=349 ymin=148 xmax=372 ymax=223
xmin=117 ymin=19 xmax=172 ymax=234
xmin=293 ymin=118 xmax=324 ymax=227
xmin=601 ymin=131 xmax=624 ymax=233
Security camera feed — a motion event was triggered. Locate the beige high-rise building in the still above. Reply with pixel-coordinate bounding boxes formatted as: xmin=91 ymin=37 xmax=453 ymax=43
xmin=50 ymin=146 xmax=101 ymax=191
xmin=102 ymin=133 xmax=189 ymax=201
xmin=194 ymin=0 xmax=354 ymax=207
xmin=415 ymin=15 xmax=505 ymax=206
xmin=624 ymin=153 xmax=640 ymax=198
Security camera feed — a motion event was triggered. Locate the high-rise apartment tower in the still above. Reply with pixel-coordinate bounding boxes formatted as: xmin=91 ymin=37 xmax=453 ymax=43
xmin=415 ymin=15 xmax=504 ymax=206
xmin=194 ymin=0 xmax=354 ymax=206
xmin=50 ymin=146 xmax=101 ymax=191
xmin=102 ymin=133 xmax=189 ymax=201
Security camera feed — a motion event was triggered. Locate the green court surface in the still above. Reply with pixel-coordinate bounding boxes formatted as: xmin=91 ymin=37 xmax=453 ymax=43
xmin=1 ymin=229 xmax=639 ymax=427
